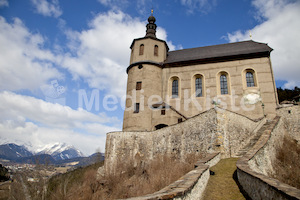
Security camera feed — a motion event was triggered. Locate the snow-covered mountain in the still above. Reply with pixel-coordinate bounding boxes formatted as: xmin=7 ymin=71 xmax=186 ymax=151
xmin=0 ymin=143 xmax=33 ymax=160
xmin=36 ymin=143 xmax=84 ymax=161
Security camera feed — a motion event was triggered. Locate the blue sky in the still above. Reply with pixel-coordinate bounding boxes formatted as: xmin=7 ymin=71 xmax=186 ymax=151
xmin=0 ymin=0 xmax=299 ymax=155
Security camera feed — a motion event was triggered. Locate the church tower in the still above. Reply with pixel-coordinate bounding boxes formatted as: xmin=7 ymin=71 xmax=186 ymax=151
xmin=123 ymin=11 xmax=169 ymax=131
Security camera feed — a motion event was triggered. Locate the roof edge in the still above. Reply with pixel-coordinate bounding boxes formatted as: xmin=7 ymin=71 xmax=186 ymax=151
xmin=163 ymin=52 xmax=271 ymax=67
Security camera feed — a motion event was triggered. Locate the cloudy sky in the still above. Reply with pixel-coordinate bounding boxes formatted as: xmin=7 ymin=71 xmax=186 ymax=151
xmin=0 ymin=0 xmax=299 ymax=155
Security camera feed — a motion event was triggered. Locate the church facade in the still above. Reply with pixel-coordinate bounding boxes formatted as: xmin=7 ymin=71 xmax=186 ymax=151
xmin=123 ymin=13 xmax=279 ymax=132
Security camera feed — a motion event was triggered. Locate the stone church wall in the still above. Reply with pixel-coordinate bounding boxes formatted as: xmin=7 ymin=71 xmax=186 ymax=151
xmin=104 ymin=107 xmax=264 ymax=174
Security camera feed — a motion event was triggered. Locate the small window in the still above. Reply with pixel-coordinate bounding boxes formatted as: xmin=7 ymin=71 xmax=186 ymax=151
xmin=178 ymin=118 xmax=182 ymax=123
xmin=246 ymin=72 xmax=255 ymax=87
xmin=139 ymin=44 xmax=144 ymax=55
xmin=134 ymin=103 xmax=140 ymax=113
xmin=136 ymin=82 xmax=142 ymax=90
xmin=220 ymin=74 xmax=228 ymax=95
xmin=154 ymin=45 xmax=158 ymax=56
xmin=195 ymin=77 xmax=202 ymax=97
xmin=172 ymin=80 xmax=179 ymax=98
xmin=161 ymin=109 xmax=165 ymax=115
xmin=138 ymin=64 xmax=143 ymax=69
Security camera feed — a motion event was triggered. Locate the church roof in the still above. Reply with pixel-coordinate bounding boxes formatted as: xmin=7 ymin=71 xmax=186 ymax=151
xmin=164 ymin=40 xmax=273 ymax=65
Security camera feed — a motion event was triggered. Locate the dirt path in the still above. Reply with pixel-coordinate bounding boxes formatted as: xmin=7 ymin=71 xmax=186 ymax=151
xmin=19 ymin=174 xmax=32 ymax=200
xmin=202 ymin=158 xmax=249 ymax=200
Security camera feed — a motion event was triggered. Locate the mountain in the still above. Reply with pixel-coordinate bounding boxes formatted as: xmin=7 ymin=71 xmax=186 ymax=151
xmin=16 ymin=154 xmax=56 ymax=165
xmin=0 ymin=143 xmax=33 ymax=160
xmin=37 ymin=143 xmax=84 ymax=161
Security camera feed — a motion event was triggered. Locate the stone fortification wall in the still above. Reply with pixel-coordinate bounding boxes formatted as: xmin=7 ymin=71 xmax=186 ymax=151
xmin=105 ymin=109 xmax=218 ymax=174
xmin=121 ymin=153 xmax=220 ymax=200
xmin=237 ymin=107 xmax=300 ymax=200
xmin=105 ymin=107 xmax=263 ymax=174
xmin=276 ymin=106 xmax=300 ymax=141
xmin=215 ymin=108 xmax=265 ymax=157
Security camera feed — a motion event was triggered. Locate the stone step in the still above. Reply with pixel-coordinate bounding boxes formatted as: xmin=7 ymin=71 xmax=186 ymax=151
xmin=236 ymin=119 xmax=275 ymax=157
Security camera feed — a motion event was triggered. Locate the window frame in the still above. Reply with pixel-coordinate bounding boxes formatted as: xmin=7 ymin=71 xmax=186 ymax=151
xmin=195 ymin=77 xmax=203 ymax=97
xmin=218 ymin=72 xmax=230 ymax=95
xmin=134 ymin=103 xmax=140 ymax=113
xmin=154 ymin=45 xmax=158 ymax=56
xmin=172 ymin=79 xmax=179 ymax=98
xmin=136 ymin=81 xmax=142 ymax=90
xmin=139 ymin=44 xmax=144 ymax=55
xmin=246 ymin=72 xmax=255 ymax=87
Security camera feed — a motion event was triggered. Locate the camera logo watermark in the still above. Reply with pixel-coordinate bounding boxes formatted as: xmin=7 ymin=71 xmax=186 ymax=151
xmin=77 ymin=88 xmax=262 ymax=113
xmin=40 ymin=80 xmax=66 ymax=105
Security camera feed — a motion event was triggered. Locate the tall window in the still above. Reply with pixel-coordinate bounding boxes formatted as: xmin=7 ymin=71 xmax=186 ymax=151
xmin=172 ymin=80 xmax=178 ymax=98
xmin=195 ymin=77 xmax=202 ymax=97
xmin=134 ymin=103 xmax=140 ymax=113
xmin=154 ymin=45 xmax=158 ymax=56
xmin=220 ymin=74 xmax=228 ymax=95
xmin=139 ymin=44 xmax=144 ymax=55
xmin=246 ymin=72 xmax=255 ymax=87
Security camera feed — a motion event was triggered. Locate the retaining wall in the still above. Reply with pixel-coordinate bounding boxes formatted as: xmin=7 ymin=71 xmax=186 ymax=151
xmin=121 ymin=153 xmax=220 ymax=200
xmin=105 ymin=108 xmax=264 ymax=174
xmin=237 ymin=109 xmax=300 ymax=200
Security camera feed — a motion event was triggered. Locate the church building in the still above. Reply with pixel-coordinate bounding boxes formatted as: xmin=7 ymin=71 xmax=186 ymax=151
xmin=123 ymin=12 xmax=279 ymax=132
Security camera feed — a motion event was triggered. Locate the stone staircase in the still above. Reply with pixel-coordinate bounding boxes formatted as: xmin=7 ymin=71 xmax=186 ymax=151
xmin=236 ymin=119 xmax=273 ymax=157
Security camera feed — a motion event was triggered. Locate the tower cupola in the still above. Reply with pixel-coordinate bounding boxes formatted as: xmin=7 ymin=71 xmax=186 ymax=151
xmin=145 ymin=10 xmax=157 ymax=38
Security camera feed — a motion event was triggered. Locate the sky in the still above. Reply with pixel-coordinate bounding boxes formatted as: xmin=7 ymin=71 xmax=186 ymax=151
xmin=0 ymin=0 xmax=299 ymax=155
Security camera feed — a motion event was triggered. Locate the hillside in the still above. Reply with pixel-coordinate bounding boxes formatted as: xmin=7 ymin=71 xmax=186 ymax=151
xmin=47 ymin=161 xmax=104 ymax=199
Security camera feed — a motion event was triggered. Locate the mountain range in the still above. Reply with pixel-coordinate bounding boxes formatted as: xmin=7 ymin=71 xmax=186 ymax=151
xmin=0 ymin=143 xmax=103 ymax=166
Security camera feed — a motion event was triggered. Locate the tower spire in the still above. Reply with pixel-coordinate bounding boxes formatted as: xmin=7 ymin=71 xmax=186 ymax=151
xmin=145 ymin=9 xmax=157 ymax=38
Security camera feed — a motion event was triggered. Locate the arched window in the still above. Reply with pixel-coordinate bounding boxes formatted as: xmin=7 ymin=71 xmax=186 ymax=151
xmin=195 ymin=77 xmax=202 ymax=97
xmin=172 ymin=79 xmax=178 ymax=98
xmin=246 ymin=72 xmax=255 ymax=87
xmin=220 ymin=74 xmax=228 ymax=95
xmin=139 ymin=44 xmax=144 ymax=55
xmin=244 ymin=68 xmax=258 ymax=87
xmin=154 ymin=45 xmax=158 ymax=56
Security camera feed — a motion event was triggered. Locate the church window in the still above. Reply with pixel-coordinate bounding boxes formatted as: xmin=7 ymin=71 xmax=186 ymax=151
xmin=195 ymin=77 xmax=202 ymax=97
xmin=154 ymin=45 xmax=158 ymax=56
xmin=134 ymin=103 xmax=140 ymax=113
xmin=246 ymin=72 xmax=255 ymax=87
xmin=172 ymin=79 xmax=179 ymax=98
xmin=136 ymin=82 xmax=142 ymax=90
xmin=161 ymin=109 xmax=165 ymax=115
xmin=220 ymin=74 xmax=228 ymax=95
xmin=139 ymin=44 xmax=144 ymax=55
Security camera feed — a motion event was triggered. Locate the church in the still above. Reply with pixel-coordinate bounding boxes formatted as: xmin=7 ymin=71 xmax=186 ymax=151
xmin=123 ymin=12 xmax=279 ymax=132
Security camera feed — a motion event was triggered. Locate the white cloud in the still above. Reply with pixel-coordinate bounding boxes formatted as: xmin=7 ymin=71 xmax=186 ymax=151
xmin=226 ymin=0 xmax=300 ymax=89
xmin=30 ymin=0 xmax=62 ymax=18
xmin=62 ymin=11 xmax=175 ymax=98
xmin=180 ymin=0 xmax=218 ymax=14
xmin=0 ymin=17 xmax=62 ymax=91
xmin=0 ymin=91 xmax=120 ymax=155
xmin=0 ymin=0 xmax=8 ymax=7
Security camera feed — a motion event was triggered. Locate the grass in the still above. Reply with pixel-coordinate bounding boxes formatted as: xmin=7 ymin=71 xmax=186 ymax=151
xmin=202 ymin=158 xmax=249 ymax=200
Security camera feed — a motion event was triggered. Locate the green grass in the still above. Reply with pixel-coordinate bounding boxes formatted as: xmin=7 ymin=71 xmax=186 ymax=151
xmin=202 ymin=158 xmax=248 ymax=200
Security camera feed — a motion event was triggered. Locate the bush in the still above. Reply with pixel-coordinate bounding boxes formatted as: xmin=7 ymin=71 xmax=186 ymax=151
xmin=46 ymin=154 xmax=203 ymax=200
